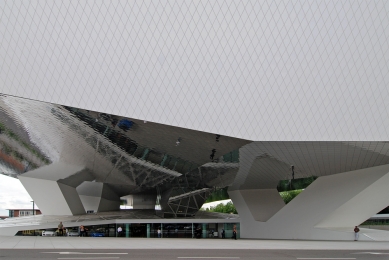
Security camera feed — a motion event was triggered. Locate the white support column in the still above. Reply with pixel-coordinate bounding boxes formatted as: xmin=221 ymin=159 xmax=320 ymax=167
xmin=98 ymin=184 xmax=121 ymax=211
xmin=18 ymin=162 xmax=90 ymax=215
xmin=232 ymin=189 xmax=285 ymax=222
xmin=77 ymin=182 xmax=120 ymax=212
xmin=126 ymin=193 xmax=157 ymax=209
xmin=230 ymin=164 xmax=389 ymax=240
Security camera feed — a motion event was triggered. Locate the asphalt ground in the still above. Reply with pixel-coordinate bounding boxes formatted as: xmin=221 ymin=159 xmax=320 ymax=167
xmin=2 ymin=237 xmax=389 ymax=250
xmin=1 ymin=249 xmax=389 ymax=260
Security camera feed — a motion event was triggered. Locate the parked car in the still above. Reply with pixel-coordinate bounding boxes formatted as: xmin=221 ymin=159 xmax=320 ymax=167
xmin=89 ymin=227 xmax=106 ymax=237
xmin=42 ymin=229 xmax=57 ymax=236
xmin=66 ymin=229 xmax=79 ymax=237
xmin=90 ymin=231 xmax=105 ymax=237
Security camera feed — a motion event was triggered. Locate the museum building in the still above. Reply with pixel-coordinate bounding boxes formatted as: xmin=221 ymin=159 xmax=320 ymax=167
xmin=0 ymin=0 xmax=388 ymax=240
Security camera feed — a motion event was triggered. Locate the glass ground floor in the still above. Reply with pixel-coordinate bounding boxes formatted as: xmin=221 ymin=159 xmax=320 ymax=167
xmin=16 ymin=222 xmax=240 ymax=239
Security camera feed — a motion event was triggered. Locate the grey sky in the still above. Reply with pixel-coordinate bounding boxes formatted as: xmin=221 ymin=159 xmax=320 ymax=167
xmin=0 ymin=175 xmax=34 ymax=216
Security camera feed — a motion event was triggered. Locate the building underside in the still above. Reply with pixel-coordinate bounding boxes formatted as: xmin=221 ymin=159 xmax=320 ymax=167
xmin=0 ymin=96 xmax=389 ymax=240
xmin=0 ymin=0 xmax=388 ymax=240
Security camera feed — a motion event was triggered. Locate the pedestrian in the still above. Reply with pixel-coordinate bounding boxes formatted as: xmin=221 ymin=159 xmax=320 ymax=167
xmin=80 ymin=225 xmax=85 ymax=237
xmin=354 ymin=226 xmax=360 ymax=241
xmin=232 ymin=225 xmax=237 ymax=240
xmin=157 ymin=228 xmax=161 ymax=238
xmin=221 ymin=228 xmax=225 ymax=239
xmin=196 ymin=226 xmax=202 ymax=239
xmin=117 ymin=226 xmax=123 ymax=237
xmin=58 ymin=222 xmax=64 ymax=236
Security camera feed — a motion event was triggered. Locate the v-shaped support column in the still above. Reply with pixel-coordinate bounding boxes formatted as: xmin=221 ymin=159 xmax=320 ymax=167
xmin=229 ymin=164 xmax=389 ymax=240
xmin=19 ymin=162 xmax=93 ymax=215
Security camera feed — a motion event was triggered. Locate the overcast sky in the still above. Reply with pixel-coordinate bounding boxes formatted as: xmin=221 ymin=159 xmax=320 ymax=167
xmin=0 ymin=175 xmax=34 ymax=216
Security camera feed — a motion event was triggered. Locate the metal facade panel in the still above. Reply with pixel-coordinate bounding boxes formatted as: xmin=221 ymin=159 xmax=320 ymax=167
xmin=0 ymin=0 xmax=388 ymax=141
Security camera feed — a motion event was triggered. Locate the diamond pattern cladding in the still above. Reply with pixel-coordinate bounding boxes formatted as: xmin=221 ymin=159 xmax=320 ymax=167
xmin=0 ymin=95 xmax=247 ymax=197
xmin=230 ymin=141 xmax=389 ymax=190
xmin=0 ymin=0 xmax=388 ymax=141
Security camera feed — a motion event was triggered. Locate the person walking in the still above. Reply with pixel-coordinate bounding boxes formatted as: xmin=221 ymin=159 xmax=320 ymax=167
xmin=354 ymin=226 xmax=360 ymax=241
xmin=80 ymin=225 xmax=85 ymax=237
xmin=195 ymin=226 xmax=202 ymax=239
xmin=221 ymin=228 xmax=225 ymax=239
xmin=58 ymin=222 xmax=64 ymax=236
xmin=232 ymin=225 xmax=237 ymax=240
xmin=157 ymin=228 xmax=161 ymax=238
xmin=117 ymin=226 xmax=123 ymax=237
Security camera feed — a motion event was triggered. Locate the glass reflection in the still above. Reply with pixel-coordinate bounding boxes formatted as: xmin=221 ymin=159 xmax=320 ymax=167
xmin=15 ymin=221 xmax=239 ymax=239
xmin=0 ymin=95 xmax=250 ymax=217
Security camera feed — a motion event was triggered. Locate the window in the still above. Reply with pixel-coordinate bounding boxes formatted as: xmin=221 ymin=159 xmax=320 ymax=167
xmin=19 ymin=211 xmax=33 ymax=217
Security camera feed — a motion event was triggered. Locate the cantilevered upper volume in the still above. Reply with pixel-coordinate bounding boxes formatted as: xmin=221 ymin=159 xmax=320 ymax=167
xmin=0 ymin=0 xmax=388 ymax=141
xmin=0 ymin=95 xmax=389 ymax=240
xmin=1 ymin=0 xmax=389 ymax=241
xmin=0 ymin=96 xmax=249 ymax=217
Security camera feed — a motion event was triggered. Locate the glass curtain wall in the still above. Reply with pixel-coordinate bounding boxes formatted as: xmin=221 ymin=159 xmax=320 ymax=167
xmin=16 ymin=222 xmax=239 ymax=238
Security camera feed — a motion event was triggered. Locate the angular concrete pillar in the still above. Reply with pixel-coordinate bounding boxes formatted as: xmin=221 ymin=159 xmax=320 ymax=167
xmin=229 ymin=164 xmax=389 ymax=240
xmin=125 ymin=192 xmax=157 ymax=209
xmin=77 ymin=182 xmax=120 ymax=212
xmin=18 ymin=162 xmax=93 ymax=215
xmin=234 ymin=189 xmax=285 ymax=222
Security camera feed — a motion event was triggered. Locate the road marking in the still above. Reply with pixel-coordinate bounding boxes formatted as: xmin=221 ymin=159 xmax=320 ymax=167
xmin=42 ymin=252 xmax=128 ymax=255
xmin=57 ymin=256 xmax=120 ymax=260
xmin=353 ymin=252 xmax=389 ymax=255
xmin=177 ymin=256 xmax=240 ymax=259
xmin=296 ymin=258 xmax=356 ymax=260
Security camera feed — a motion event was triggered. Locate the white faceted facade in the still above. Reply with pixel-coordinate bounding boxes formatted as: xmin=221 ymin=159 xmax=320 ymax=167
xmin=1 ymin=0 xmax=388 ymax=140
xmin=0 ymin=0 xmax=389 ymax=240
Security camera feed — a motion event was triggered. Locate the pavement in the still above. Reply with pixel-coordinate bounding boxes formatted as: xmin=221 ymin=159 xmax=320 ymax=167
xmin=2 ymin=236 xmax=389 ymax=250
xmin=3 ymin=249 xmax=389 ymax=260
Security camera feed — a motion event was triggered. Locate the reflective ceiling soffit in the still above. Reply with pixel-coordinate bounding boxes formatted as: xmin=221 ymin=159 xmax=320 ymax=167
xmin=0 ymin=96 xmax=250 ymax=193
